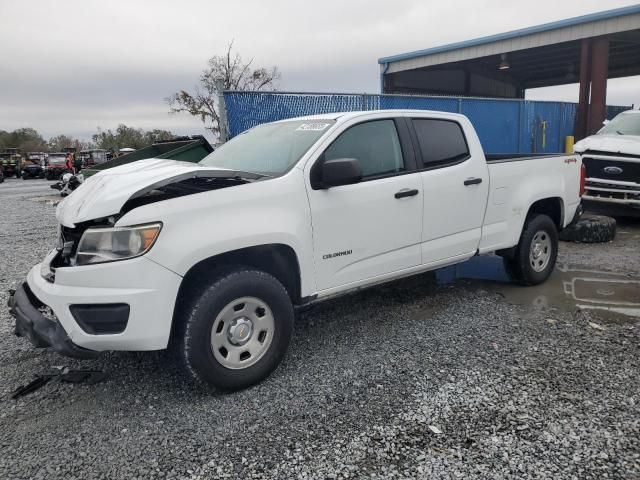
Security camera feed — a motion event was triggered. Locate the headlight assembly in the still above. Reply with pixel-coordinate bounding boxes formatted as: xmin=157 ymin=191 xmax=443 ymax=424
xmin=75 ymin=223 xmax=162 ymax=266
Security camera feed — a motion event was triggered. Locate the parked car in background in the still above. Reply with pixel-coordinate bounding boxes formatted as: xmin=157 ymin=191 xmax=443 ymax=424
xmin=82 ymin=136 xmax=213 ymax=178
xmin=45 ymin=153 xmax=71 ymax=180
xmin=574 ymin=109 xmax=640 ymax=217
xmin=0 ymin=148 xmax=23 ymax=178
xmin=77 ymin=149 xmax=109 ymax=169
xmin=9 ymin=110 xmax=583 ymax=391
xmin=22 ymin=152 xmax=47 ymax=179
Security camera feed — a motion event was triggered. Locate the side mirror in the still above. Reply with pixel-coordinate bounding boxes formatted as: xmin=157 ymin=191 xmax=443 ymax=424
xmin=320 ymin=158 xmax=363 ymax=188
xmin=602 ymin=119 xmax=610 ymax=126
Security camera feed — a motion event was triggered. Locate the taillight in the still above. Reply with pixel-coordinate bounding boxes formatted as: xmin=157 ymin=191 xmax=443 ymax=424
xmin=579 ymin=164 xmax=586 ymax=197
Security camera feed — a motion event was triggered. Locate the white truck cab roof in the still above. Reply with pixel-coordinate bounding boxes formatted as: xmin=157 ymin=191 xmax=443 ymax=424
xmin=272 ymin=109 xmax=468 ymax=125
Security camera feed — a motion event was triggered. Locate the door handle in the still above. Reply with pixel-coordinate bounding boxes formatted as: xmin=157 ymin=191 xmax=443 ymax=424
xmin=394 ymin=189 xmax=419 ymax=199
xmin=464 ymin=177 xmax=483 ymax=186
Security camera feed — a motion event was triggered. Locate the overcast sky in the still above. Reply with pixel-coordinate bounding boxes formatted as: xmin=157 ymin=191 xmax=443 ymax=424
xmin=1 ymin=0 xmax=638 ymax=141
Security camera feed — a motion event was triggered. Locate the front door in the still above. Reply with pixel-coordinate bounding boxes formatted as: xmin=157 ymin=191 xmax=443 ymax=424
xmin=305 ymin=118 xmax=423 ymax=292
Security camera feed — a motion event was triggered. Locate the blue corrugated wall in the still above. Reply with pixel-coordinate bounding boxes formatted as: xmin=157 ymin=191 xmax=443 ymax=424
xmin=223 ymin=92 xmax=630 ymax=154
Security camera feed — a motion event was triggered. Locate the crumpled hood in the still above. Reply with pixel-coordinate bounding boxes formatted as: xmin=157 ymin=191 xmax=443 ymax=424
xmin=56 ymin=158 xmax=254 ymax=227
xmin=574 ymin=134 xmax=640 ymax=156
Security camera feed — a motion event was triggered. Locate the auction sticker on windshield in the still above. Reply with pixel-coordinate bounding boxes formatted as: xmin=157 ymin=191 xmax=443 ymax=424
xmin=296 ymin=123 xmax=331 ymax=131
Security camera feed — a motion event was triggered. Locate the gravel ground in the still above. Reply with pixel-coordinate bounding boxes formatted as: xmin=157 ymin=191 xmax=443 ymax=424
xmin=0 ymin=178 xmax=639 ymax=479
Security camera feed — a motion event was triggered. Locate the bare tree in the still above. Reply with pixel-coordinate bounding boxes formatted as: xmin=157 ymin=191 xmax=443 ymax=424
xmin=167 ymin=42 xmax=280 ymax=138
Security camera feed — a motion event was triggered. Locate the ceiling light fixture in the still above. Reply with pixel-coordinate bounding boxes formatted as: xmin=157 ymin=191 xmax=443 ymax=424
xmin=499 ymin=53 xmax=510 ymax=70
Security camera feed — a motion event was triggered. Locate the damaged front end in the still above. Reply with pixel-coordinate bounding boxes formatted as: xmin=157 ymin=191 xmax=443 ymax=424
xmin=55 ymin=158 xmax=266 ymax=228
xmin=52 ymin=163 xmax=264 ymax=267
xmin=8 ymin=160 xmax=268 ymax=358
xmin=121 ymin=174 xmax=253 ymax=214
xmin=8 ymin=284 xmax=99 ymax=359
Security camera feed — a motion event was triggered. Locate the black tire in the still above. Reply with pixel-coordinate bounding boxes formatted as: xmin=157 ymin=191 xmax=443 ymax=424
xmin=173 ymin=268 xmax=294 ymax=391
xmin=559 ymin=214 xmax=616 ymax=243
xmin=504 ymin=214 xmax=558 ymax=286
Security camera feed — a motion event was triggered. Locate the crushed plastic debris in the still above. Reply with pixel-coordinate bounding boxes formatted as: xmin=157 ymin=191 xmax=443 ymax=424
xmin=11 ymin=367 xmax=108 ymax=399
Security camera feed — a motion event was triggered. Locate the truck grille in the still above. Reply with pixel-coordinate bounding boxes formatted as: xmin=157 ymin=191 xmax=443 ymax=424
xmin=53 ymin=225 xmax=88 ymax=267
xmin=54 ymin=219 xmax=115 ymax=266
xmin=585 ymin=182 xmax=640 ymax=203
xmin=582 ymin=152 xmax=640 ymax=184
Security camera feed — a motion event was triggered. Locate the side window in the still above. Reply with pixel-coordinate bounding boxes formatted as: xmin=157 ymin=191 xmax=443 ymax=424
xmin=323 ymin=120 xmax=404 ymax=178
xmin=412 ymin=119 xmax=469 ymax=168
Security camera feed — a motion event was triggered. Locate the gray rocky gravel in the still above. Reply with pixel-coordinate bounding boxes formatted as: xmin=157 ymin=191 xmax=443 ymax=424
xmin=0 ymin=178 xmax=638 ymax=479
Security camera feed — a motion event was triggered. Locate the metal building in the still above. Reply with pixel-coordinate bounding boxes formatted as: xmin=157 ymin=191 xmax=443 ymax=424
xmin=378 ymin=5 xmax=640 ymax=139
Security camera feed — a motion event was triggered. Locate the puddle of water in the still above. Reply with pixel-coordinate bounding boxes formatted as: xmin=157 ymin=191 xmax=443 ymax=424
xmin=615 ymin=219 xmax=640 ymax=239
xmin=435 ymin=256 xmax=640 ymax=325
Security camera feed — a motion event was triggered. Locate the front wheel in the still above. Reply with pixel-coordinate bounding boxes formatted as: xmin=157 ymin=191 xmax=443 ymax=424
xmin=173 ymin=268 xmax=294 ymax=391
xmin=504 ymin=214 xmax=558 ymax=286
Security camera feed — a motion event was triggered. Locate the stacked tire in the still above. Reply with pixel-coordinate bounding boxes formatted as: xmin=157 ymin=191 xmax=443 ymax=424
xmin=559 ymin=214 xmax=616 ymax=243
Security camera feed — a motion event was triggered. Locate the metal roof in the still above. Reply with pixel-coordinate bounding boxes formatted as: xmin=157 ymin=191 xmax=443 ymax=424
xmin=378 ymin=4 xmax=640 ymax=65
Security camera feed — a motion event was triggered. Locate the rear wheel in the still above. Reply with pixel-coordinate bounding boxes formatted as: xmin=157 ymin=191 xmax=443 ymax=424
xmin=504 ymin=214 xmax=558 ymax=286
xmin=173 ymin=268 xmax=294 ymax=391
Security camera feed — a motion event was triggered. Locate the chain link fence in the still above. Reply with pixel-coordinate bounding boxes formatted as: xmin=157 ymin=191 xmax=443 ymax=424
xmin=223 ymin=91 xmax=630 ymax=154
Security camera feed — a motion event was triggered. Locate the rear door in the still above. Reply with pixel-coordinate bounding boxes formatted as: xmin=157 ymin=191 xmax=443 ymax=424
xmin=305 ymin=117 xmax=423 ymax=292
xmin=410 ymin=116 xmax=489 ymax=265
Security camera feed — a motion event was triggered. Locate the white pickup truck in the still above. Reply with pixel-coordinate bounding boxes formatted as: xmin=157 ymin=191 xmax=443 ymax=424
xmin=574 ymin=109 xmax=640 ymax=217
xmin=9 ymin=110 xmax=584 ymax=390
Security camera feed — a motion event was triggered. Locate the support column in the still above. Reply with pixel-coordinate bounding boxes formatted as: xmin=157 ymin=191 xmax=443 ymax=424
xmin=384 ymin=73 xmax=394 ymax=94
xmin=574 ymin=39 xmax=591 ymax=141
xmin=588 ymin=36 xmax=609 ymax=135
xmin=463 ymin=70 xmax=471 ymax=96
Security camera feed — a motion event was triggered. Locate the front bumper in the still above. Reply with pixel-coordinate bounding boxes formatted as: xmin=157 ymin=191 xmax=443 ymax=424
xmin=11 ymin=251 xmax=183 ymax=354
xmin=8 ymin=283 xmax=98 ymax=358
xmin=583 ymin=199 xmax=640 ymax=218
xmin=23 ymin=167 xmax=43 ymax=176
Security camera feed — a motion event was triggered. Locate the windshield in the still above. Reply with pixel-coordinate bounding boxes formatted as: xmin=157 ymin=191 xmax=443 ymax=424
xmin=599 ymin=112 xmax=640 ymax=136
xmin=199 ymin=119 xmax=335 ymax=175
xmin=48 ymin=155 xmax=66 ymax=164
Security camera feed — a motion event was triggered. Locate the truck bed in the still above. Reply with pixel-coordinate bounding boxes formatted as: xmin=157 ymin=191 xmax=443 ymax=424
xmin=479 ymin=153 xmax=582 ymax=255
xmin=486 ymin=153 xmax=567 ymax=163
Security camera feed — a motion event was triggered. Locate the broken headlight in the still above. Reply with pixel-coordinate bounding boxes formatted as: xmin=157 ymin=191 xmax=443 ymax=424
xmin=75 ymin=223 xmax=162 ymax=266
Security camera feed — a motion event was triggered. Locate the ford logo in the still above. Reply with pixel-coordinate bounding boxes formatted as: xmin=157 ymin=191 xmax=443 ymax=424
xmin=603 ymin=166 xmax=623 ymax=175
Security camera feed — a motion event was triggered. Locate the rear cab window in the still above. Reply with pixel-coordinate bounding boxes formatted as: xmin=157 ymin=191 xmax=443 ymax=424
xmin=411 ymin=118 xmax=470 ymax=169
